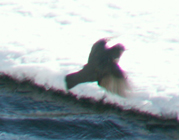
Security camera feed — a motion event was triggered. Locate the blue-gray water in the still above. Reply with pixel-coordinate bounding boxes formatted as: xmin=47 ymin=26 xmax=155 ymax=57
xmin=0 ymin=76 xmax=179 ymax=140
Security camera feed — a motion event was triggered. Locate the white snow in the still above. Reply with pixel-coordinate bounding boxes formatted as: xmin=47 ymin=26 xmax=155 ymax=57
xmin=0 ymin=0 xmax=179 ymax=119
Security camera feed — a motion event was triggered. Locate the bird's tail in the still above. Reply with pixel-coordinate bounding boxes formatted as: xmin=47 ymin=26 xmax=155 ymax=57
xmin=65 ymin=65 xmax=96 ymax=90
xmin=65 ymin=72 xmax=82 ymax=90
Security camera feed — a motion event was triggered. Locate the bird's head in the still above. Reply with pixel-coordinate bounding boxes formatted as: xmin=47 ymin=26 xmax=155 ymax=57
xmin=108 ymin=43 xmax=126 ymax=63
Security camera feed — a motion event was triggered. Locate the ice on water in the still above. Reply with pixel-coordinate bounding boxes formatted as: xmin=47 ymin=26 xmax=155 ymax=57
xmin=0 ymin=0 xmax=179 ymax=119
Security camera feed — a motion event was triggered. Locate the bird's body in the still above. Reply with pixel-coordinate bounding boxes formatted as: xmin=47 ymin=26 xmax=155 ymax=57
xmin=65 ymin=38 xmax=129 ymax=96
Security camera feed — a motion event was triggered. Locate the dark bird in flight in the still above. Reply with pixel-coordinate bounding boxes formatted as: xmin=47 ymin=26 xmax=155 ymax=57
xmin=65 ymin=38 xmax=129 ymax=96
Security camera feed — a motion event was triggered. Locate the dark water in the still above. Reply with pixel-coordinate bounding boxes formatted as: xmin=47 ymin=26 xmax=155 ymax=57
xmin=0 ymin=76 xmax=179 ymax=140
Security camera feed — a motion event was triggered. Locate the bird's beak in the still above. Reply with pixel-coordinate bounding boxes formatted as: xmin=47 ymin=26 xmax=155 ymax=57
xmin=120 ymin=50 xmax=124 ymax=56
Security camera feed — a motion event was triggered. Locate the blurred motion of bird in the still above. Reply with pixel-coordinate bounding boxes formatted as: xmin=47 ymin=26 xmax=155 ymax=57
xmin=65 ymin=38 xmax=130 ymax=97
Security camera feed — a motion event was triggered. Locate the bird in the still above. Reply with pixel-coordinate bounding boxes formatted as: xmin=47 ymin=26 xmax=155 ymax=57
xmin=65 ymin=38 xmax=129 ymax=97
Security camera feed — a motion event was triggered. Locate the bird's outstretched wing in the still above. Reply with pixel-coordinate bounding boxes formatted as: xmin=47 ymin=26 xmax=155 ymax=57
xmin=99 ymin=64 xmax=130 ymax=97
xmin=100 ymin=75 xmax=130 ymax=97
xmin=88 ymin=38 xmax=107 ymax=63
